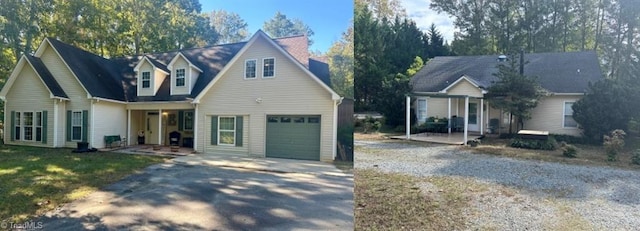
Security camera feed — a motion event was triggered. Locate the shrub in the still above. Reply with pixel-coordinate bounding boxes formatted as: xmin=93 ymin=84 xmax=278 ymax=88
xmin=362 ymin=116 xmax=383 ymax=134
xmin=499 ymin=133 xmax=517 ymax=139
xmin=552 ymin=134 xmax=592 ymax=145
xmin=561 ymin=144 xmax=578 ymax=158
xmin=510 ymin=137 xmax=558 ymax=150
xmin=632 ymin=149 xmax=640 ymax=165
xmin=603 ymin=129 xmax=626 ymax=161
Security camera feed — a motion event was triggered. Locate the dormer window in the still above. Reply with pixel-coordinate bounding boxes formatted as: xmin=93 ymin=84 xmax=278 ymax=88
xmin=176 ymin=69 xmax=186 ymax=87
xmin=263 ymin=58 xmax=275 ymax=78
xmin=141 ymin=71 xmax=151 ymax=88
xmin=245 ymin=59 xmax=256 ymax=79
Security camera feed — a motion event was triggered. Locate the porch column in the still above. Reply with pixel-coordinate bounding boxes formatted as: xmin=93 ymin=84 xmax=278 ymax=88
xmin=193 ymin=104 xmax=198 ymax=152
xmin=158 ymin=109 xmax=162 ymax=145
xmin=464 ymin=96 xmax=469 ymax=145
xmin=447 ymin=98 xmax=452 ymax=134
xmin=406 ymin=95 xmax=411 ymax=140
xmin=127 ymin=109 xmax=131 ymax=145
xmin=480 ymin=98 xmax=484 ymax=135
xmin=487 ymin=104 xmax=491 ymax=133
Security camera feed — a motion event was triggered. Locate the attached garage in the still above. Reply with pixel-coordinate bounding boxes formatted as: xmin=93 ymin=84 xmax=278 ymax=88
xmin=266 ymin=115 xmax=321 ymax=160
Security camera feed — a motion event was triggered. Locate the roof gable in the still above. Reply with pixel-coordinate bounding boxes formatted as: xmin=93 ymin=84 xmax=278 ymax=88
xmin=167 ymin=52 xmax=203 ymax=72
xmin=411 ymin=51 xmax=603 ymax=94
xmin=134 ymin=56 xmax=169 ymax=74
xmin=193 ymin=30 xmax=339 ymax=103
xmin=0 ymin=55 xmax=68 ymax=100
xmin=441 ymin=75 xmax=486 ymax=94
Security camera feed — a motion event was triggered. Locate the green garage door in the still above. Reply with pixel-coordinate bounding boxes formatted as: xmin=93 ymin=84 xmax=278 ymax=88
xmin=266 ymin=115 xmax=321 ymax=160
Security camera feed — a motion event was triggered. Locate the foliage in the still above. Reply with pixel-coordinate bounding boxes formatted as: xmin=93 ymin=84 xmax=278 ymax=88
xmin=551 ymin=134 xmax=591 ymax=145
xmin=405 ymin=56 xmax=424 ymax=76
xmin=337 ymin=125 xmax=354 ymax=161
xmin=573 ymin=79 xmax=639 ymax=142
xmin=360 ymin=116 xmax=384 ymax=134
xmin=210 ymin=10 xmax=249 ymax=44
xmin=355 ymin=0 xmax=407 ymax=19
xmin=263 ymin=11 xmax=314 ymax=45
xmin=603 ymin=129 xmax=626 ymax=161
xmin=510 ymin=137 xmax=558 ymax=150
xmin=560 ymin=142 xmax=578 ymax=158
xmin=632 ymin=149 xmax=640 ymax=165
xmin=485 ymin=54 xmax=545 ymax=133
xmin=326 ymin=26 xmax=354 ymax=98
xmin=467 ymin=139 xmax=480 ymax=147
xmin=425 ymin=23 xmax=450 ymax=58
xmin=373 ymin=73 xmax=412 ymax=126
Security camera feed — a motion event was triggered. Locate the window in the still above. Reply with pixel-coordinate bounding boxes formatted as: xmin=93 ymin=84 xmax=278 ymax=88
xmin=564 ymin=102 xmax=578 ymax=128
xmin=176 ymin=68 xmax=186 ymax=87
xmin=417 ymin=99 xmax=427 ymax=123
xmin=184 ymin=111 xmax=194 ymax=131
xmin=141 ymin=71 xmax=151 ymax=88
xmin=263 ymin=58 xmax=275 ymax=78
xmin=245 ymin=59 xmax=257 ymax=79
xmin=72 ymin=111 xmax=83 ymax=141
xmin=14 ymin=112 xmax=20 ymax=140
xmin=218 ymin=116 xmax=235 ymax=145
xmin=35 ymin=112 xmax=42 ymax=142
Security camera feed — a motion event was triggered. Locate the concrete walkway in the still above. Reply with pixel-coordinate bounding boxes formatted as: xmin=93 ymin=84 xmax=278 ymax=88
xmin=172 ymin=155 xmax=350 ymax=177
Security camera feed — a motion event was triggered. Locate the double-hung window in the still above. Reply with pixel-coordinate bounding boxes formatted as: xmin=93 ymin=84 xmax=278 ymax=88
xmin=563 ymin=102 xmax=577 ymax=128
xmin=23 ymin=112 xmax=33 ymax=141
xmin=262 ymin=58 xmax=275 ymax=78
xmin=218 ymin=116 xmax=236 ymax=145
xmin=141 ymin=71 xmax=151 ymax=88
xmin=72 ymin=111 xmax=83 ymax=141
xmin=176 ymin=68 xmax=186 ymax=87
xmin=245 ymin=59 xmax=257 ymax=79
xmin=14 ymin=112 xmax=21 ymax=140
xmin=184 ymin=111 xmax=194 ymax=131
xmin=417 ymin=99 xmax=427 ymax=123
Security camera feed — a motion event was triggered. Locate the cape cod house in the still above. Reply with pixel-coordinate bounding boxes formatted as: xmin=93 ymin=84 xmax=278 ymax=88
xmin=406 ymin=51 xmax=603 ymax=143
xmin=0 ymin=30 xmax=342 ymax=161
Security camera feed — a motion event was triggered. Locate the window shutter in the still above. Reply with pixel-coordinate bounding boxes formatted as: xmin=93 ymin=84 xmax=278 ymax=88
xmin=178 ymin=111 xmax=184 ymax=131
xmin=211 ymin=116 xmax=218 ymax=145
xmin=10 ymin=111 xmax=15 ymax=141
xmin=66 ymin=110 xmax=71 ymax=141
xmin=42 ymin=111 xmax=48 ymax=144
xmin=235 ymin=116 xmax=243 ymax=147
xmin=82 ymin=110 xmax=88 ymax=142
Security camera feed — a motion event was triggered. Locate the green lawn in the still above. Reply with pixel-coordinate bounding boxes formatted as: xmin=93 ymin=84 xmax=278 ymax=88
xmin=0 ymin=145 xmax=167 ymax=223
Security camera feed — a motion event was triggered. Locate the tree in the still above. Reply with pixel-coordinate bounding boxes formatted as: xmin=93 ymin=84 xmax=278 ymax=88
xmin=210 ymin=10 xmax=249 ymax=44
xmin=327 ymin=26 xmax=354 ymax=98
xmin=355 ymin=0 xmax=407 ymax=19
xmin=263 ymin=12 xmax=314 ymax=45
xmin=426 ymin=23 xmax=449 ymax=58
xmin=485 ymin=54 xmax=545 ymax=133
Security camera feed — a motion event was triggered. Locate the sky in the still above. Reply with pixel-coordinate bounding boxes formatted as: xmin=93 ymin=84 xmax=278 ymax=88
xmin=399 ymin=0 xmax=456 ymax=43
xmin=200 ymin=0 xmax=354 ymax=53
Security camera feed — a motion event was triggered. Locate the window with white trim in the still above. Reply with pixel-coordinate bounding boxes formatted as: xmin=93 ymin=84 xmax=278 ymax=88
xmin=141 ymin=71 xmax=151 ymax=88
xmin=218 ymin=116 xmax=235 ymax=145
xmin=563 ymin=102 xmax=577 ymax=128
xmin=14 ymin=111 xmax=44 ymax=142
xmin=417 ymin=99 xmax=427 ymax=123
xmin=72 ymin=111 xmax=83 ymax=141
xmin=245 ymin=59 xmax=256 ymax=79
xmin=23 ymin=112 xmax=33 ymax=140
xmin=184 ymin=111 xmax=194 ymax=131
xmin=176 ymin=68 xmax=186 ymax=87
xmin=262 ymin=58 xmax=275 ymax=78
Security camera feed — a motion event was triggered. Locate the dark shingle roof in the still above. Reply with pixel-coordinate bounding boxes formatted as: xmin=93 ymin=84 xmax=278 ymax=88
xmin=25 ymin=55 xmax=68 ymax=98
xmin=411 ymin=51 xmax=603 ymax=94
xmin=46 ymin=32 xmax=327 ymax=102
xmin=309 ymin=58 xmax=331 ymax=86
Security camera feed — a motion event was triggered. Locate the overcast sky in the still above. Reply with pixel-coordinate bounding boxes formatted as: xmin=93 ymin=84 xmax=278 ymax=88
xmin=400 ymin=0 xmax=456 ymax=43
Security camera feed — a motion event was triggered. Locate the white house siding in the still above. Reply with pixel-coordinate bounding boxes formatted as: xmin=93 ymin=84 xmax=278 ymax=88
xmin=525 ymin=95 xmax=582 ymax=136
xmin=196 ymin=37 xmax=336 ymax=161
xmin=4 ymin=63 xmax=55 ymax=147
xmin=40 ymin=44 xmax=93 ymax=147
xmin=129 ymin=110 xmax=144 ymax=145
xmin=447 ymin=80 xmax=484 ymax=98
xmin=189 ymin=66 xmax=199 ymax=93
xmin=170 ymin=58 xmax=190 ymax=95
xmin=136 ymin=61 xmax=155 ymax=96
xmin=92 ymin=101 xmax=127 ymax=148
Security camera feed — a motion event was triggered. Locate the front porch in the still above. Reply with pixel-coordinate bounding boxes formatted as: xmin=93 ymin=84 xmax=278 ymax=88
xmin=391 ymin=132 xmax=483 ymax=145
xmin=126 ymin=104 xmax=196 ymax=149
xmin=105 ymin=144 xmax=195 ymax=156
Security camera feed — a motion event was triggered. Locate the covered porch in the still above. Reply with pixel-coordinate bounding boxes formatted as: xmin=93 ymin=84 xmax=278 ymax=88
xmin=126 ymin=103 xmax=197 ymax=149
xmin=391 ymin=132 xmax=483 ymax=145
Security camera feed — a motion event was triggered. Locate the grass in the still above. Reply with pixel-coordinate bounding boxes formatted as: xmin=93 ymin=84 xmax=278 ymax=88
xmin=468 ymin=136 xmax=640 ymax=170
xmin=355 ymin=168 xmax=476 ymax=230
xmin=0 ymin=145 xmax=167 ymax=223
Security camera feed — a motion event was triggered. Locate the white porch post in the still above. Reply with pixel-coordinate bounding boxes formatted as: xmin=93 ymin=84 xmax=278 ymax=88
xmin=127 ymin=109 xmax=131 ymax=145
xmin=158 ymin=109 xmax=162 ymax=145
xmin=406 ymin=95 xmax=411 ymax=140
xmin=480 ymin=98 xmax=484 ymax=135
xmin=464 ymin=96 xmax=469 ymax=145
xmin=487 ymin=104 xmax=491 ymax=133
xmin=193 ymin=104 xmax=198 ymax=152
xmin=447 ymin=98 xmax=452 ymax=134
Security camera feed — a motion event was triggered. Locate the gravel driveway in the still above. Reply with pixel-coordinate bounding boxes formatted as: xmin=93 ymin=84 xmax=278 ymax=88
xmin=355 ymin=140 xmax=640 ymax=230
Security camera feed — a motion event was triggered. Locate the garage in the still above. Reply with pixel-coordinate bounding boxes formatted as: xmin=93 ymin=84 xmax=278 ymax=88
xmin=266 ymin=115 xmax=321 ymax=160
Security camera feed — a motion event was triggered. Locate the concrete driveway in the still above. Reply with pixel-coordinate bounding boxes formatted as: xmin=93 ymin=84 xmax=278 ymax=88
xmin=36 ymin=155 xmax=353 ymax=230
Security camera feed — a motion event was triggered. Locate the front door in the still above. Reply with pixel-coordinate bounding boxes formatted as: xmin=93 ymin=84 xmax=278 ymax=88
xmin=468 ymin=102 xmax=479 ymax=131
xmin=146 ymin=112 xmax=160 ymax=144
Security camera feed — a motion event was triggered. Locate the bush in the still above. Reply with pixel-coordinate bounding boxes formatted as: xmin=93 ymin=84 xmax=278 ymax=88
xmin=552 ymin=134 xmax=592 ymax=145
xmin=361 ymin=116 xmax=384 ymax=134
xmin=632 ymin=149 xmax=640 ymax=165
xmin=499 ymin=133 xmax=517 ymax=139
xmin=603 ymin=129 xmax=626 ymax=161
xmin=510 ymin=137 xmax=558 ymax=150
xmin=561 ymin=144 xmax=578 ymax=158
xmin=337 ymin=125 xmax=354 ymax=161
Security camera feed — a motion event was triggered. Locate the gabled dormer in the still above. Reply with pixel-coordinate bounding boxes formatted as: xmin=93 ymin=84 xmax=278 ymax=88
xmin=134 ymin=56 xmax=169 ymax=96
xmin=167 ymin=52 xmax=202 ymax=95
